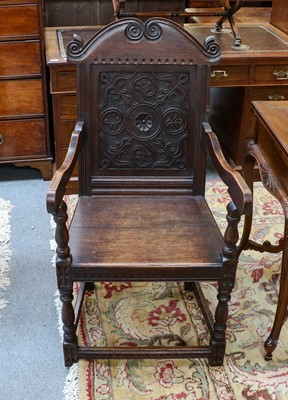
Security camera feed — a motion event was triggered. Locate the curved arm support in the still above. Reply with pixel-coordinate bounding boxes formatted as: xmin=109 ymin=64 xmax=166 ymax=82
xmin=202 ymin=122 xmax=252 ymax=216
xmin=46 ymin=121 xmax=84 ymax=215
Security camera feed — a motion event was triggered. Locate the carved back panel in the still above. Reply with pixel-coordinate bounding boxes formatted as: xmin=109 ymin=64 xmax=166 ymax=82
xmin=99 ymin=70 xmax=189 ymax=171
xmin=67 ymin=18 xmax=220 ymax=195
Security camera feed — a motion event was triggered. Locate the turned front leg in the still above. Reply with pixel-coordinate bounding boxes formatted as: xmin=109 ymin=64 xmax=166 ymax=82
xmin=210 ymin=201 xmax=240 ymax=366
xmin=54 ymin=200 xmax=78 ymax=367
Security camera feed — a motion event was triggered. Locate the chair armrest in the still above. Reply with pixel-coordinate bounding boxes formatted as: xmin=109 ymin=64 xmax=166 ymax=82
xmin=46 ymin=121 xmax=84 ymax=215
xmin=202 ymin=122 xmax=252 ymax=215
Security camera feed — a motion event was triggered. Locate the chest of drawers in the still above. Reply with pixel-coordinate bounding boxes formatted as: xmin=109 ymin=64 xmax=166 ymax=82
xmin=0 ymin=0 xmax=52 ymax=179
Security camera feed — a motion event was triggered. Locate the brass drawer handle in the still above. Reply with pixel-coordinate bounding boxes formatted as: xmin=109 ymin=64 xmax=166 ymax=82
xmin=272 ymin=70 xmax=288 ymax=80
xmin=211 ymin=70 xmax=228 ymax=79
xmin=0 ymin=135 xmax=3 ymax=145
xmin=268 ymin=94 xmax=285 ymax=101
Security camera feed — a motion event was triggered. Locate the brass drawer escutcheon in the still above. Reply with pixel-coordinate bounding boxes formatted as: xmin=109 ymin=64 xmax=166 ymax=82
xmin=0 ymin=135 xmax=3 ymax=145
xmin=272 ymin=71 xmax=288 ymax=80
xmin=268 ymin=94 xmax=286 ymax=101
xmin=211 ymin=70 xmax=228 ymax=79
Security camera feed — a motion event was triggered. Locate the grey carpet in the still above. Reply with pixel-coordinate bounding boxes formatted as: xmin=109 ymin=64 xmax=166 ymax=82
xmin=0 ymin=165 xmax=68 ymax=400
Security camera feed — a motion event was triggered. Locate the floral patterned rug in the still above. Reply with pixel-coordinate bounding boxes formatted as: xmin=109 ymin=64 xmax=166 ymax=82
xmin=63 ymin=179 xmax=288 ymax=400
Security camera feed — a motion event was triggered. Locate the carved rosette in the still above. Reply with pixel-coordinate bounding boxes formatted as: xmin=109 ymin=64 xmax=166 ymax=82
xmin=99 ymin=71 xmax=189 ymax=170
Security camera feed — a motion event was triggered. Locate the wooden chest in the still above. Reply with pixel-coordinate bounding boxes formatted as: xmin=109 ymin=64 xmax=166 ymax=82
xmin=0 ymin=0 xmax=52 ymax=179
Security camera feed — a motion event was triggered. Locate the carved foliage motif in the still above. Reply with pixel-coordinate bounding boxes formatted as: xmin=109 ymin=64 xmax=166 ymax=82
xmin=259 ymin=162 xmax=278 ymax=194
xmin=99 ymin=71 xmax=189 ymax=169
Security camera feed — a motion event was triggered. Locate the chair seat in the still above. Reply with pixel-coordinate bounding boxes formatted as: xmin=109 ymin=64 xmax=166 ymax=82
xmin=69 ymin=195 xmax=224 ymax=281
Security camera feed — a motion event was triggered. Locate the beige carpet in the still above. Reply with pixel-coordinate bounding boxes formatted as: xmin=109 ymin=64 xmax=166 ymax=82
xmin=62 ymin=180 xmax=287 ymax=400
xmin=0 ymin=199 xmax=13 ymax=316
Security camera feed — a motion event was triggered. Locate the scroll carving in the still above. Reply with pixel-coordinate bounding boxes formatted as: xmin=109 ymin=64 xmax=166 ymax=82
xmin=66 ymin=19 xmax=220 ymax=63
xmin=125 ymin=20 xmax=162 ymax=41
xmin=204 ymin=35 xmax=221 ymax=57
xmin=99 ymin=71 xmax=189 ymax=170
xmin=67 ymin=33 xmax=84 ymax=56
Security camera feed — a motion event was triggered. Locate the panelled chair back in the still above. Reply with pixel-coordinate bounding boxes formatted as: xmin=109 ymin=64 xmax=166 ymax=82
xmin=47 ymin=17 xmax=252 ymax=367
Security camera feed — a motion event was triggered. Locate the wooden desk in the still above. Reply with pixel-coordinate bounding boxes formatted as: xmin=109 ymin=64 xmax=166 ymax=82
xmin=186 ymin=6 xmax=271 ymax=24
xmin=45 ymin=20 xmax=288 ymax=193
xmin=240 ymin=100 xmax=288 ymax=360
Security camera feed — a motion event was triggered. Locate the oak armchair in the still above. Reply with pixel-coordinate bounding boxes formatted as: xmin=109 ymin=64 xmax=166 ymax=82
xmin=47 ymin=17 xmax=252 ymax=367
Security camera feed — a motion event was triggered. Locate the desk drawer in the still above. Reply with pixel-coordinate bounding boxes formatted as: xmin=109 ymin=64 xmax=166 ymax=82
xmin=210 ymin=65 xmax=249 ymax=86
xmin=50 ymin=65 xmax=77 ymax=93
xmin=0 ymin=5 xmax=39 ymax=38
xmin=0 ymin=41 xmax=41 ymax=77
xmin=52 ymin=93 xmax=77 ymax=168
xmin=244 ymin=86 xmax=288 ymax=139
xmin=59 ymin=120 xmax=78 ymax=148
xmin=55 ymin=93 xmax=77 ymax=120
xmin=1 ymin=0 xmax=38 ymax=4
xmin=254 ymin=65 xmax=288 ymax=84
xmin=0 ymin=79 xmax=43 ymax=118
xmin=0 ymin=119 xmax=46 ymax=158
